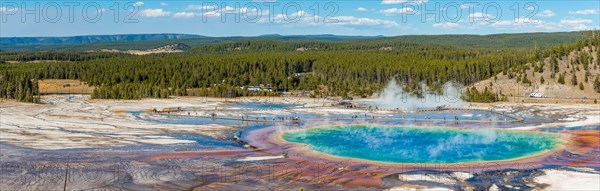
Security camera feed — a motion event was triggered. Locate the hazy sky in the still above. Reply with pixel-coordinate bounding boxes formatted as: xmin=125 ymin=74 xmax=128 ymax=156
xmin=1 ymin=0 xmax=599 ymax=37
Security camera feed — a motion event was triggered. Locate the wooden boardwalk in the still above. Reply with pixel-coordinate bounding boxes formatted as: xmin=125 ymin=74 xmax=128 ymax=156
xmin=155 ymin=106 xmax=524 ymax=124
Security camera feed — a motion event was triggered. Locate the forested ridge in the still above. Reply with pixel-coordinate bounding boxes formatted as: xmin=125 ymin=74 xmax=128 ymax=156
xmin=190 ymin=39 xmax=451 ymax=52
xmin=383 ymin=32 xmax=582 ymax=49
xmin=0 ymin=51 xmax=129 ymax=62
xmin=1 ymin=31 xmax=597 ymax=103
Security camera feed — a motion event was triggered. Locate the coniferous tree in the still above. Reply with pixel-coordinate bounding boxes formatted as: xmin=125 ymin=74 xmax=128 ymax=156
xmin=558 ymin=73 xmax=566 ymax=84
xmin=594 ymin=76 xmax=600 ymax=93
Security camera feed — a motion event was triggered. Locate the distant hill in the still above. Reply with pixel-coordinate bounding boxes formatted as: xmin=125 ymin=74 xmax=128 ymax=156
xmin=0 ymin=32 xmax=585 ymax=52
xmin=470 ymin=36 xmax=600 ymax=101
xmin=384 ymin=32 xmax=583 ymax=49
xmin=0 ymin=33 xmax=204 ymax=46
xmin=0 ymin=35 xmax=377 ymax=52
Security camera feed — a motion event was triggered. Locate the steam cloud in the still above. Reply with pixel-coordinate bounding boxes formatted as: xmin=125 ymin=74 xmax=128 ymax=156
xmin=369 ymin=80 xmax=464 ymax=109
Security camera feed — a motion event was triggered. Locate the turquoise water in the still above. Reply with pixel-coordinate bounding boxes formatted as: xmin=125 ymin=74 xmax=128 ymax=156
xmin=283 ymin=125 xmax=561 ymax=163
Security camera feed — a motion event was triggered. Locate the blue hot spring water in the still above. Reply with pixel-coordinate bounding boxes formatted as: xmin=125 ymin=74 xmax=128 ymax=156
xmin=283 ymin=125 xmax=561 ymax=163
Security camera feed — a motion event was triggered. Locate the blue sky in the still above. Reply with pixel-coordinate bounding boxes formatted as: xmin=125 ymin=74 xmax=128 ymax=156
xmin=1 ymin=0 xmax=599 ymax=37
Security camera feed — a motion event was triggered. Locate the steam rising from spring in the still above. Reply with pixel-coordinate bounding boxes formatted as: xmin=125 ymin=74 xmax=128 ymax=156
xmin=371 ymin=80 xmax=464 ymax=109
